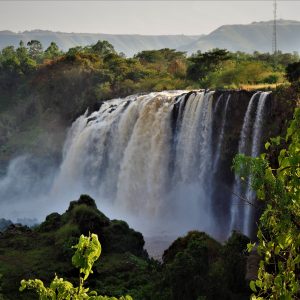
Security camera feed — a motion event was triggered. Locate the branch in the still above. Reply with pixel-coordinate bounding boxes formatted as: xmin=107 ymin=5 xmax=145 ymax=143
xmin=226 ymin=186 xmax=259 ymax=209
xmin=278 ymin=164 xmax=300 ymax=173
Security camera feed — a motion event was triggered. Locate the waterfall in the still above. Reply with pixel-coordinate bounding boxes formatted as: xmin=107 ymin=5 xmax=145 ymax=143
xmin=0 ymin=89 xmax=271 ymax=239
xmin=213 ymin=94 xmax=230 ymax=174
xmin=52 ymin=90 xmax=217 ymax=235
xmin=229 ymin=91 xmax=270 ymax=236
xmin=243 ymin=92 xmax=270 ymax=235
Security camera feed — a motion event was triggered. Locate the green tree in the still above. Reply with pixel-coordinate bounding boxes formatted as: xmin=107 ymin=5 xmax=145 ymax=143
xmin=90 ymin=40 xmax=116 ymax=57
xmin=187 ymin=48 xmax=230 ymax=82
xmin=233 ymin=108 xmax=300 ymax=299
xmin=45 ymin=42 xmax=62 ymax=59
xmin=27 ymin=40 xmax=43 ymax=61
xmin=16 ymin=40 xmax=37 ymax=73
xmin=20 ymin=233 xmax=133 ymax=300
xmin=286 ymin=61 xmax=300 ymax=83
xmin=0 ymin=46 xmax=20 ymax=74
xmin=16 ymin=41 xmax=28 ymax=61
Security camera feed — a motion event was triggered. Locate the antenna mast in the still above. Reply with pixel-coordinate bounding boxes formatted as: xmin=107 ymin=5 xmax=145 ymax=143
xmin=272 ymin=0 xmax=277 ymax=55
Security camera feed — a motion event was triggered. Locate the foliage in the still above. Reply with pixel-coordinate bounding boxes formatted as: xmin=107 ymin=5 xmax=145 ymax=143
xmin=0 ymin=195 xmax=147 ymax=300
xmin=221 ymin=232 xmax=250 ymax=294
xmin=187 ymin=48 xmax=230 ymax=82
xmin=20 ymin=233 xmax=132 ymax=300
xmin=233 ymin=108 xmax=300 ymax=299
xmin=0 ymin=194 xmax=253 ymax=300
xmin=45 ymin=42 xmax=63 ymax=60
xmin=286 ymin=61 xmax=300 ymax=83
xmin=0 ymin=39 xmax=297 ymax=164
xmin=159 ymin=231 xmax=250 ymax=300
xmin=27 ymin=40 xmax=43 ymax=62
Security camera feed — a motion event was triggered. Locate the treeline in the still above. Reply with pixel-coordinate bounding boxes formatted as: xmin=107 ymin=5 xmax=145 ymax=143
xmin=1 ymin=39 xmax=299 ymax=92
xmin=0 ymin=39 xmax=299 ymax=165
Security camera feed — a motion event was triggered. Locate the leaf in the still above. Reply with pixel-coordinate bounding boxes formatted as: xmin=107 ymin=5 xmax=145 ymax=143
xmin=255 ymin=280 xmax=262 ymax=288
xmin=250 ymin=281 xmax=257 ymax=292
xmin=247 ymin=242 xmax=255 ymax=253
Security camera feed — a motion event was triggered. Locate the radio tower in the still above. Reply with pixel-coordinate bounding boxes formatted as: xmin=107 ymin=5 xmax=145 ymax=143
xmin=272 ymin=0 xmax=278 ymax=67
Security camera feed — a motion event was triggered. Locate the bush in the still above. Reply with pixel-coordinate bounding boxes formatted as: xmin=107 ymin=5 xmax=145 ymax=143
xmin=20 ymin=233 xmax=133 ymax=300
xmin=286 ymin=61 xmax=300 ymax=83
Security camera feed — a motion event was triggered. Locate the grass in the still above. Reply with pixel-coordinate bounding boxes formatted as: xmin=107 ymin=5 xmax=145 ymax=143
xmin=238 ymin=82 xmax=289 ymax=90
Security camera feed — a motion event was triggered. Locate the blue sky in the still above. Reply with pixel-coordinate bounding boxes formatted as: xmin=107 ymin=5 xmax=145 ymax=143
xmin=1 ymin=1 xmax=300 ymax=35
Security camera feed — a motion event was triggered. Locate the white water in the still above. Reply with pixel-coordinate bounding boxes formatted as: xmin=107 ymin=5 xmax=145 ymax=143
xmin=229 ymin=91 xmax=269 ymax=236
xmin=213 ymin=94 xmax=230 ymax=174
xmin=243 ymin=92 xmax=270 ymax=235
xmin=0 ymin=90 xmax=270 ymax=239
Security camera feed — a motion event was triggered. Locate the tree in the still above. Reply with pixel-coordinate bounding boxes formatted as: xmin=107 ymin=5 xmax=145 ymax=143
xmin=27 ymin=40 xmax=43 ymax=60
xmin=45 ymin=42 xmax=62 ymax=59
xmin=233 ymin=108 xmax=300 ymax=299
xmin=16 ymin=40 xmax=37 ymax=73
xmin=16 ymin=40 xmax=28 ymax=60
xmin=187 ymin=48 xmax=230 ymax=82
xmin=20 ymin=233 xmax=132 ymax=300
xmin=0 ymin=46 xmax=20 ymax=73
xmin=286 ymin=61 xmax=300 ymax=83
xmin=91 ymin=40 xmax=116 ymax=57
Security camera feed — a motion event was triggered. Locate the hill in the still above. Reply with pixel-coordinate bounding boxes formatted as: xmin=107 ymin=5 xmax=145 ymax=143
xmin=181 ymin=20 xmax=300 ymax=54
xmin=0 ymin=30 xmax=199 ymax=57
xmin=1 ymin=20 xmax=300 ymax=56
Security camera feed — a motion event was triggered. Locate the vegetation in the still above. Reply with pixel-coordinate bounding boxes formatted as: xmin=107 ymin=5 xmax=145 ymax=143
xmin=20 ymin=233 xmax=132 ymax=300
xmin=0 ymin=39 xmax=299 ymax=299
xmin=158 ymin=231 xmax=250 ymax=300
xmin=0 ymin=195 xmax=252 ymax=300
xmin=233 ymin=108 xmax=300 ymax=299
xmin=0 ymin=39 xmax=299 ymax=166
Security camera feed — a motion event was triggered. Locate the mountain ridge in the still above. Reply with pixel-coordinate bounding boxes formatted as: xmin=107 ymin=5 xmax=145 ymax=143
xmin=0 ymin=19 xmax=299 ymax=56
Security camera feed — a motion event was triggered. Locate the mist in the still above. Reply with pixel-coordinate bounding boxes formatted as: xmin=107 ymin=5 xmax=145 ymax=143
xmin=0 ymin=91 xmax=215 ymax=240
xmin=0 ymin=90 xmax=269 ymax=242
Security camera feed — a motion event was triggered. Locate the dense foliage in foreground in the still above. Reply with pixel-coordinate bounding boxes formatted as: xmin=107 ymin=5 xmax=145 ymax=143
xmin=0 ymin=195 xmax=251 ymax=300
xmin=20 ymin=233 xmax=132 ymax=300
xmin=234 ymin=108 xmax=300 ymax=299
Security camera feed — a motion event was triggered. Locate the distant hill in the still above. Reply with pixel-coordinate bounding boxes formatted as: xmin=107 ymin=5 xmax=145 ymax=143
xmin=180 ymin=20 xmax=300 ymax=54
xmin=0 ymin=19 xmax=300 ymax=56
xmin=0 ymin=30 xmax=200 ymax=57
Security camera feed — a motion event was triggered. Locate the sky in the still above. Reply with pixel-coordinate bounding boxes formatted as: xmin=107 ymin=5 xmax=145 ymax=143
xmin=0 ymin=1 xmax=300 ymax=35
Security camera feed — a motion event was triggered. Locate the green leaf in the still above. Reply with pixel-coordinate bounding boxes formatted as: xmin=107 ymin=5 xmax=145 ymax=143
xmin=255 ymin=280 xmax=262 ymax=288
xmin=250 ymin=281 xmax=257 ymax=292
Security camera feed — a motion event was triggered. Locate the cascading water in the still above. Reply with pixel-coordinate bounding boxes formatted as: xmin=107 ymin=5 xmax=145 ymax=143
xmin=229 ymin=91 xmax=270 ymax=236
xmin=0 ymin=89 xmax=271 ymax=240
xmin=213 ymin=95 xmax=230 ymax=174
xmin=52 ymin=90 xmax=215 ymax=235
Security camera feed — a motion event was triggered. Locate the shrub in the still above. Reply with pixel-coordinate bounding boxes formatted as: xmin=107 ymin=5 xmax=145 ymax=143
xmin=20 ymin=233 xmax=133 ymax=300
